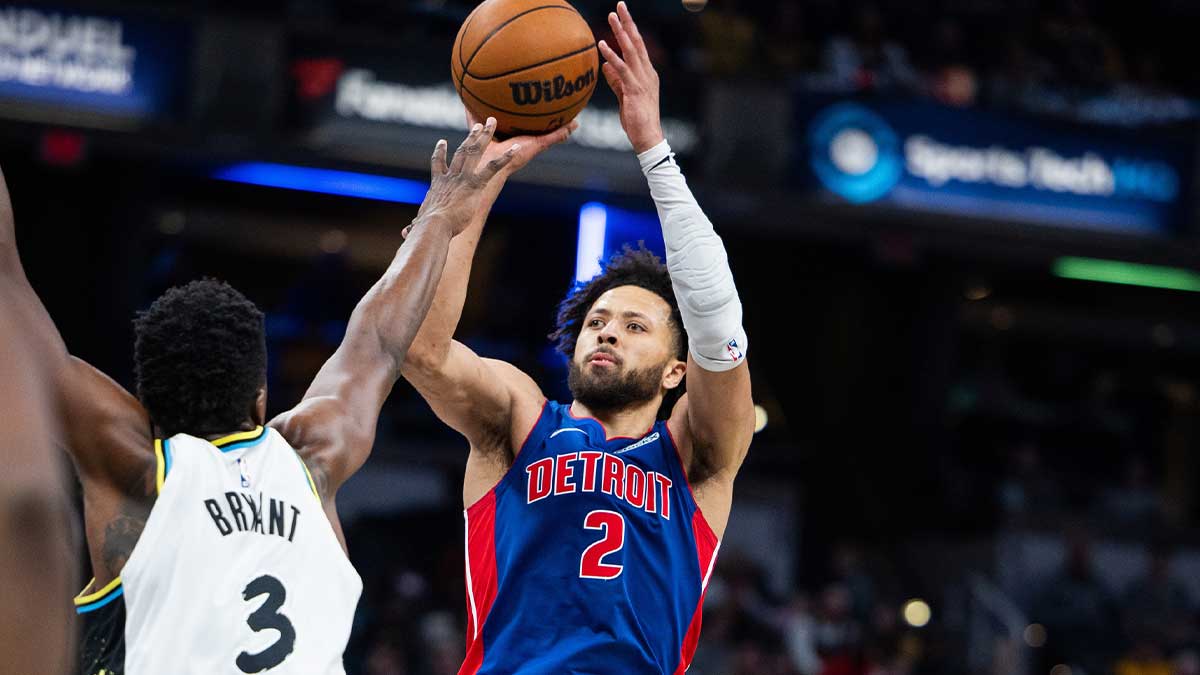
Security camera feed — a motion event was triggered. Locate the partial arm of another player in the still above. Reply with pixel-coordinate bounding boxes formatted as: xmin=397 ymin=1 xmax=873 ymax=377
xmin=272 ymin=120 xmax=526 ymax=494
xmin=400 ymin=118 xmax=574 ymax=452
xmin=0 ymin=312 xmax=75 ymax=675
xmin=601 ymin=3 xmax=755 ymax=481
xmin=0 ymin=165 xmax=154 ymax=491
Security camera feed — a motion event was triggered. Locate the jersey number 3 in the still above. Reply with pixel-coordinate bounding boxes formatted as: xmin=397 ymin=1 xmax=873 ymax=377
xmin=237 ymin=574 xmax=297 ymax=673
xmin=579 ymin=510 xmax=625 ymax=580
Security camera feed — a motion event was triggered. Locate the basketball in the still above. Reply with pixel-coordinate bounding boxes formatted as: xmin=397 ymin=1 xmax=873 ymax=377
xmin=452 ymin=0 xmax=599 ymax=137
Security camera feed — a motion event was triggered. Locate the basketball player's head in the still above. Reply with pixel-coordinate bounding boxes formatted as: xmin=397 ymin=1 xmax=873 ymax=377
xmin=552 ymin=246 xmax=687 ymax=417
xmin=133 ymin=279 xmax=267 ymax=438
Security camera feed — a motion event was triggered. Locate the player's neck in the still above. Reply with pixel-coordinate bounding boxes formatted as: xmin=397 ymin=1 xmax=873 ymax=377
xmin=153 ymin=421 xmax=260 ymax=442
xmin=199 ymin=422 xmax=259 ymax=442
xmin=569 ymin=399 xmax=658 ymax=441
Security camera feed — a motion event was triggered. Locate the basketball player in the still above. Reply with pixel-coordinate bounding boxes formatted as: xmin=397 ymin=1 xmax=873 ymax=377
xmin=401 ymin=3 xmax=756 ymax=673
xmin=0 ymin=270 xmax=74 ymax=675
xmin=0 ymin=118 xmax=572 ymax=674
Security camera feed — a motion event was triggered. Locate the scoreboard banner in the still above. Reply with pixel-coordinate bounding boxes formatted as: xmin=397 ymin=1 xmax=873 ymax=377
xmin=0 ymin=5 xmax=190 ymax=119
xmin=796 ymin=97 xmax=1195 ymax=236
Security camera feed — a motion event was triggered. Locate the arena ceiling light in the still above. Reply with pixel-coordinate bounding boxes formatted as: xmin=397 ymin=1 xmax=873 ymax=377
xmin=1053 ymin=256 xmax=1200 ymax=292
xmin=214 ymin=162 xmax=429 ymax=205
xmin=576 ymin=202 xmax=608 ymax=284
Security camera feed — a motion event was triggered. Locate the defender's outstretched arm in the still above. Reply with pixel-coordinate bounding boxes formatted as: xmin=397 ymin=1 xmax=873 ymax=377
xmin=0 ymin=163 xmax=153 ymax=610
xmin=0 ymin=164 xmax=153 ymax=520
xmin=0 ymin=299 xmax=75 ymax=675
xmin=400 ymin=118 xmax=574 ymax=454
xmin=273 ymin=119 xmax=531 ymax=499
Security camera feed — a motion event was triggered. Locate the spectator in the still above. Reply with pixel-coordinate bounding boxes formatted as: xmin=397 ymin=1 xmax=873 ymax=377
xmin=363 ymin=638 xmax=409 ymax=675
xmin=1114 ymin=641 xmax=1173 ymax=675
xmin=831 ymin=543 xmax=876 ymax=622
xmin=815 ymin=583 xmax=864 ymax=675
xmin=697 ymin=0 xmax=758 ymax=78
xmin=925 ymin=19 xmax=977 ymax=107
xmin=782 ymin=593 xmax=822 ymax=675
xmin=764 ymin=1 xmax=810 ymax=78
xmin=997 ymin=442 xmax=1062 ymax=524
xmin=1121 ymin=544 xmax=1194 ymax=649
xmin=1031 ymin=528 xmax=1120 ymax=675
xmin=819 ymin=4 xmax=918 ymax=93
xmin=1100 ymin=456 xmax=1164 ymax=531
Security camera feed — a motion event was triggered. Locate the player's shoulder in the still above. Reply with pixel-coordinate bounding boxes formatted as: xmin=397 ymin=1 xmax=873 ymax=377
xmin=480 ymin=357 xmax=543 ymax=401
xmin=64 ymin=357 xmax=156 ymax=493
xmin=477 ymin=357 xmax=548 ymax=445
xmin=267 ymin=397 xmax=356 ymax=493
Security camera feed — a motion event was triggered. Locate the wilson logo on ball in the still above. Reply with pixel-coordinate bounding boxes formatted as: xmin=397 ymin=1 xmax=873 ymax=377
xmin=509 ymin=69 xmax=595 ymax=106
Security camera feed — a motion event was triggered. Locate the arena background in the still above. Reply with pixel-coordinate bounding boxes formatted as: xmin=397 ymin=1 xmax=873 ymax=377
xmin=7 ymin=0 xmax=1200 ymax=673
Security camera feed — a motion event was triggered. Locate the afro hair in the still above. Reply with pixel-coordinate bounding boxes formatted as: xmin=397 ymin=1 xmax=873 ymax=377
xmin=133 ymin=279 xmax=266 ymax=437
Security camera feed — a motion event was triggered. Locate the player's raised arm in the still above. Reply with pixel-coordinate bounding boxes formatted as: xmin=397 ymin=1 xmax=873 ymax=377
xmin=600 ymin=3 xmax=755 ymax=495
xmin=0 ymin=164 xmax=154 ymax=498
xmin=272 ymin=119 xmax=528 ymax=496
xmin=0 ymin=303 xmax=75 ymax=675
xmin=400 ymin=116 xmax=574 ymax=456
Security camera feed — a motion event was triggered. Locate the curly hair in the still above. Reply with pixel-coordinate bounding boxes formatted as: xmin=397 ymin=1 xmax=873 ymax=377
xmin=133 ymin=279 xmax=266 ymax=437
xmin=550 ymin=244 xmax=687 ymax=363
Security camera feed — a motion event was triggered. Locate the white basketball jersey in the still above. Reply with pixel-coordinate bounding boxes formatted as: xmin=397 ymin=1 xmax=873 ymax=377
xmin=120 ymin=426 xmax=363 ymax=675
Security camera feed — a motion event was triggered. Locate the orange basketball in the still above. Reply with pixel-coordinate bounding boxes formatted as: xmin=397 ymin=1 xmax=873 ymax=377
xmin=452 ymin=0 xmax=599 ymax=137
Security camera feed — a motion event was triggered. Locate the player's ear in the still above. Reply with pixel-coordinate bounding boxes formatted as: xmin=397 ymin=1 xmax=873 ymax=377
xmin=253 ymin=386 xmax=267 ymax=426
xmin=662 ymin=359 xmax=686 ymax=391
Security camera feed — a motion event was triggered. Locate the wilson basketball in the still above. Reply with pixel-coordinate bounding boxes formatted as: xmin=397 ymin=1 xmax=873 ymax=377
xmin=452 ymin=0 xmax=599 ymax=136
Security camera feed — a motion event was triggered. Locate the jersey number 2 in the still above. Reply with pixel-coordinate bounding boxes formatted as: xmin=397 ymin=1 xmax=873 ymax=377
xmin=237 ymin=574 xmax=296 ymax=673
xmin=579 ymin=510 xmax=625 ymax=580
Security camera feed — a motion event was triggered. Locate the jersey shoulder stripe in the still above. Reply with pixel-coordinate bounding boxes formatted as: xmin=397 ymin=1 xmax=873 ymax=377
xmin=292 ymin=448 xmax=321 ymax=502
xmin=74 ymin=576 xmax=124 ymax=614
xmin=210 ymin=425 xmax=269 ymax=452
xmin=154 ymin=438 xmax=174 ymax=494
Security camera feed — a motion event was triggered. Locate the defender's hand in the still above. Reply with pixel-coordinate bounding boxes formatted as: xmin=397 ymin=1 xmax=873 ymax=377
xmin=414 ymin=117 xmax=519 ymax=236
xmin=598 ymin=2 xmax=664 ymax=154
xmin=465 ymin=108 xmax=578 ymax=178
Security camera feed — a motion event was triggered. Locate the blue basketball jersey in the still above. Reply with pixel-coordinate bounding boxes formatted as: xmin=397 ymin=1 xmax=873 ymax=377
xmin=460 ymin=401 xmax=720 ymax=675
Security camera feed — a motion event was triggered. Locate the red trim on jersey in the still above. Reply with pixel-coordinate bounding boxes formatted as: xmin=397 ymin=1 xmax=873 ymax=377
xmin=515 ymin=399 xmax=550 ymax=461
xmin=459 ymin=491 xmax=499 ymax=675
xmin=674 ymin=508 xmax=721 ymax=675
xmin=663 ymin=421 xmax=718 ymax=536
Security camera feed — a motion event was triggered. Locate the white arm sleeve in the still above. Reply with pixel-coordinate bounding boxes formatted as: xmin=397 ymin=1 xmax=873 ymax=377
xmin=638 ymin=140 xmax=747 ymax=372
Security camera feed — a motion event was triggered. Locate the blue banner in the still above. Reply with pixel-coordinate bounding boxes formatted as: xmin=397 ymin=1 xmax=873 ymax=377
xmin=0 ymin=6 xmax=189 ymax=118
xmin=797 ymin=98 xmax=1194 ymax=235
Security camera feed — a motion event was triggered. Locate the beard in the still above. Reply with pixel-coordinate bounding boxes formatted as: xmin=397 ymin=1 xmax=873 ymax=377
xmin=568 ymin=357 xmax=665 ymax=414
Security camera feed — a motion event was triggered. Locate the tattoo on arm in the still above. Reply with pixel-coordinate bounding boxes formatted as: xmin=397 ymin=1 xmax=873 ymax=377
xmin=98 ymin=463 xmax=155 ymax=576
xmin=100 ymin=508 xmax=146 ymax=574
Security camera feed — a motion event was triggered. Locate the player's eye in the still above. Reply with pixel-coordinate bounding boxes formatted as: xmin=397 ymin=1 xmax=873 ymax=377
xmin=587 ymin=318 xmax=604 ymax=328
xmin=628 ymin=323 xmax=645 ymax=333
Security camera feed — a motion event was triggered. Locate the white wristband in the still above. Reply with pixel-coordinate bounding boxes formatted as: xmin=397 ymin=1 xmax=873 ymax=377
xmin=638 ymin=141 xmax=748 ymax=372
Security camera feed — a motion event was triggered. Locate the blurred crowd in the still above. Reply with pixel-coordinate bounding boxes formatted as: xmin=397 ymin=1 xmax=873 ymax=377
xmin=341 ymin=529 xmax=953 ymax=675
xmin=102 ymin=0 xmax=1199 ymax=137
xmin=668 ymin=0 xmax=1197 ymax=126
xmin=165 ymin=0 xmax=1200 ymax=127
xmin=1026 ymin=532 xmax=1198 ymax=675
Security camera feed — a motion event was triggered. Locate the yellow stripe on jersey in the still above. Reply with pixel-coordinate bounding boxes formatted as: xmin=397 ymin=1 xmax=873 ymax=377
xmin=154 ymin=438 xmax=165 ymax=494
xmin=211 ymin=425 xmax=266 ymax=448
xmin=74 ymin=576 xmax=122 ymax=606
xmin=300 ymin=459 xmax=320 ymax=503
